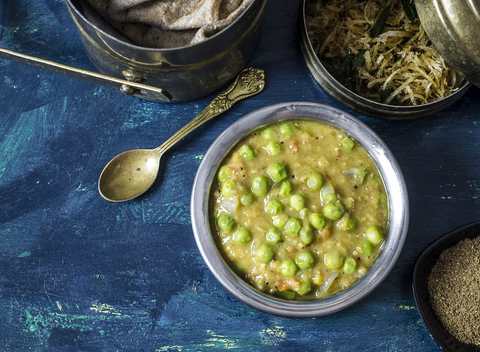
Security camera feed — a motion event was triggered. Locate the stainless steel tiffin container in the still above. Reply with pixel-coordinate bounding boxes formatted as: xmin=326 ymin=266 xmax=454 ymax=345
xmin=65 ymin=0 xmax=267 ymax=102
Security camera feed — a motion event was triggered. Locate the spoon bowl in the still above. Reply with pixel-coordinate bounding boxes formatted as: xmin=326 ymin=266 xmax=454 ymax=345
xmin=97 ymin=68 xmax=266 ymax=202
xmin=99 ymin=149 xmax=161 ymax=202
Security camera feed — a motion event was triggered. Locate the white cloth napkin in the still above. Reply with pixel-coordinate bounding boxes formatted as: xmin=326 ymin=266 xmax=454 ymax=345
xmin=84 ymin=0 xmax=254 ymax=48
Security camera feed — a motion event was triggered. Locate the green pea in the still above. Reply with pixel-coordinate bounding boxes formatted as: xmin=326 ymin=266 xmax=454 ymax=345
xmin=261 ymin=128 xmax=276 ymax=140
xmin=240 ymin=193 xmax=255 ymax=206
xmin=279 ymin=259 xmax=298 ymax=277
xmin=284 ymin=217 xmax=302 ymax=237
xmin=279 ymin=122 xmax=295 ymax=137
xmin=336 ymin=214 xmax=356 ymax=231
xmin=299 ymin=226 xmax=314 ymax=245
xmin=306 ymin=172 xmax=324 ymax=190
xmin=265 ymin=227 xmax=282 ymax=244
xmin=323 ymin=202 xmax=345 ymax=221
xmin=251 ymin=176 xmax=269 ymax=197
xmin=265 ymin=199 xmax=284 ymax=216
xmin=343 ymin=257 xmax=357 ymax=274
xmin=309 ymin=212 xmax=326 ymax=230
xmin=266 ymin=162 xmax=288 ymax=183
xmin=361 ymin=239 xmax=373 ymax=257
xmin=217 ymin=213 xmax=236 ymax=233
xmin=298 ymin=208 xmax=309 ymax=220
xmin=279 ymin=180 xmax=293 ymax=197
xmin=324 ymin=250 xmax=344 ymax=270
xmin=320 ymin=183 xmax=337 ymax=205
xmin=295 ymin=280 xmax=312 ymax=295
xmin=232 ymin=226 xmax=252 ymax=243
xmin=289 ymin=194 xmax=306 ymax=211
xmin=295 ymin=250 xmax=315 ymax=269
xmin=278 ymin=290 xmax=296 ymax=300
xmin=255 ymin=277 xmax=266 ymax=290
xmin=272 ymin=214 xmax=289 ymax=229
xmin=365 ymin=226 xmax=384 ymax=246
xmin=218 ymin=166 xmax=232 ymax=183
xmin=221 ymin=179 xmax=237 ymax=197
xmin=256 ymin=243 xmax=274 ymax=263
xmin=239 ymin=144 xmax=256 ymax=161
xmin=341 ymin=136 xmax=355 ymax=151
xmin=345 ymin=167 xmax=368 ymax=186
xmin=265 ymin=141 xmax=282 ymax=156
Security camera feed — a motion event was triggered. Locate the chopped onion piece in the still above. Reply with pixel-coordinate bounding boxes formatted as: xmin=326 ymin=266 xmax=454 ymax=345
xmin=219 ymin=196 xmax=238 ymax=214
xmin=317 ymin=272 xmax=339 ymax=297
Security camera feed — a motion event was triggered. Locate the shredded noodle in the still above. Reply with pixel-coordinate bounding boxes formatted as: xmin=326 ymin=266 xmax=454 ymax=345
xmin=307 ymin=0 xmax=462 ymax=105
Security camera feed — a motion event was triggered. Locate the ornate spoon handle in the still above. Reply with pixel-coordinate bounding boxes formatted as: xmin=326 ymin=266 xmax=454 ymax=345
xmin=155 ymin=67 xmax=266 ymax=155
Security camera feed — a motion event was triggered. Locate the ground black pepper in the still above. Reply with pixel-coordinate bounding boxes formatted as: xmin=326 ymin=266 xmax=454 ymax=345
xmin=428 ymin=237 xmax=480 ymax=346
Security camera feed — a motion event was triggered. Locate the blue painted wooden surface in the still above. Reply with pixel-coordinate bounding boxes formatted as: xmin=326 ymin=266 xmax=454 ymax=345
xmin=1 ymin=0 xmax=480 ymax=351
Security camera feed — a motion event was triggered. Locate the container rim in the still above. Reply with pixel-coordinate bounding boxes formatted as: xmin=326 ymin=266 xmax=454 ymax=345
xmin=300 ymin=0 xmax=471 ymax=112
xmin=191 ymin=102 xmax=410 ymax=317
xmin=65 ymin=0 xmax=259 ymax=53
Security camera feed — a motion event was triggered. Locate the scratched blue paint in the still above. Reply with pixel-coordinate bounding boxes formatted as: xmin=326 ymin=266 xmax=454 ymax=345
xmin=1 ymin=0 xmax=480 ymax=351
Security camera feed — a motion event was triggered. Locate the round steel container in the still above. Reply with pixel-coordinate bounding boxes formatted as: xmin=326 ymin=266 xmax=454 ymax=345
xmin=416 ymin=0 xmax=480 ymax=87
xmin=191 ymin=102 xmax=409 ymax=317
xmin=65 ymin=0 xmax=267 ymax=102
xmin=299 ymin=0 xmax=472 ymax=119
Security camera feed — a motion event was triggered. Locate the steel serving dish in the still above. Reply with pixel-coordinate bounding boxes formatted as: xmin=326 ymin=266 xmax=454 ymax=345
xmin=191 ymin=102 xmax=409 ymax=317
xmin=413 ymin=222 xmax=480 ymax=352
xmin=65 ymin=0 xmax=267 ymax=102
xmin=300 ymin=0 xmax=480 ymax=119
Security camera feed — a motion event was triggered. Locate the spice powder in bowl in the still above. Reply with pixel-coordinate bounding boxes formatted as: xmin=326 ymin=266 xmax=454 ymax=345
xmin=428 ymin=236 xmax=480 ymax=346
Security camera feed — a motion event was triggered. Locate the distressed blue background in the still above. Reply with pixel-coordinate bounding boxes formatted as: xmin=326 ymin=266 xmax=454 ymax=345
xmin=1 ymin=1 xmax=480 ymax=351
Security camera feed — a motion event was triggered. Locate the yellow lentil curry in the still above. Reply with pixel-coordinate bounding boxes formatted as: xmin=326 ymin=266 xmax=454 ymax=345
xmin=211 ymin=120 xmax=388 ymax=300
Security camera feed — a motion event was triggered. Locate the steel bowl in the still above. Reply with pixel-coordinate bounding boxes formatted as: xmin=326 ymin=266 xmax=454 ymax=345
xmin=299 ymin=0 xmax=471 ymax=119
xmin=413 ymin=222 xmax=480 ymax=352
xmin=191 ymin=102 xmax=409 ymax=317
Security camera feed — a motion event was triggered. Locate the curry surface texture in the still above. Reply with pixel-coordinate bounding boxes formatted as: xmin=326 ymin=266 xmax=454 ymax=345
xmin=211 ymin=120 xmax=388 ymax=300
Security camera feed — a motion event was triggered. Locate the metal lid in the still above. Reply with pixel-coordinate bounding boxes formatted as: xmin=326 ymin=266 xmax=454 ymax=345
xmin=416 ymin=0 xmax=480 ymax=87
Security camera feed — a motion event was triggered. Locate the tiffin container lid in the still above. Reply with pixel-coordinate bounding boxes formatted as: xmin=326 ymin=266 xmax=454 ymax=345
xmin=416 ymin=0 xmax=480 ymax=87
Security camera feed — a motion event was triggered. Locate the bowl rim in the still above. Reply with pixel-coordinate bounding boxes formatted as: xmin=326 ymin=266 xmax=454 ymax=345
xmin=191 ymin=102 xmax=409 ymax=317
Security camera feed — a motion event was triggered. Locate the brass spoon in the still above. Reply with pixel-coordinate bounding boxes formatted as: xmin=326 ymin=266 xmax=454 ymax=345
xmin=98 ymin=68 xmax=266 ymax=202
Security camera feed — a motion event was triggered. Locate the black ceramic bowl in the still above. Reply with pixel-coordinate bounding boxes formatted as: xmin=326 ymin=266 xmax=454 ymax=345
xmin=412 ymin=222 xmax=480 ymax=352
